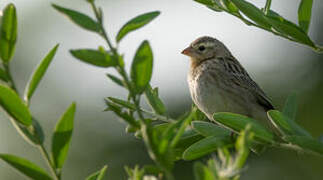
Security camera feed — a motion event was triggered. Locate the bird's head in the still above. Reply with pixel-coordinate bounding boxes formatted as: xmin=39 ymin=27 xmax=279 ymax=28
xmin=181 ymin=36 xmax=230 ymax=62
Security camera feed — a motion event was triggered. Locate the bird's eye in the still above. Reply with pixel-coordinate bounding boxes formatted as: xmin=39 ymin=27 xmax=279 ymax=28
xmin=198 ymin=45 xmax=206 ymax=51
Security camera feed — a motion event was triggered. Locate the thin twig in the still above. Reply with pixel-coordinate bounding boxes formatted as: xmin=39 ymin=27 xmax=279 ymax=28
xmin=39 ymin=145 xmax=60 ymax=180
xmin=264 ymin=0 xmax=272 ymax=15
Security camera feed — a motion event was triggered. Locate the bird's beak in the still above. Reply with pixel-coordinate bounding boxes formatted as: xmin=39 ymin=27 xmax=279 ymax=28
xmin=181 ymin=46 xmax=193 ymax=56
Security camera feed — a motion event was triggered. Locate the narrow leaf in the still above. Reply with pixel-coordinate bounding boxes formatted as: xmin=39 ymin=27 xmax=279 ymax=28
xmin=0 ymin=84 xmax=32 ymax=126
xmin=107 ymin=97 xmax=136 ymax=110
xmin=183 ymin=136 xmax=231 ymax=160
xmin=52 ymin=102 xmax=76 ymax=168
xmin=106 ymin=73 xmax=124 ymax=87
xmin=116 ymin=11 xmax=160 ymax=42
xmin=0 ymin=154 xmax=52 ymax=180
xmin=0 ymin=68 xmax=9 ymax=82
xmin=282 ymin=93 xmax=298 ymax=121
xmin=145 ymin=85 xmax=166 ymax=115
xmin=0 ymin=3 xmax=17 ymax=62
xmin=266 ymin=10 xmax=314 ymax=47
xmin=130 ymin=40 xmax=153 ymax=94
xmin=70 ymin=49 xmax=116 ymax=67
xmin=86 ymin=165 xmax=108 ymax=180
xmin=24 ymin=44 xmax=59 ymax=103
xmin=298 ymin=0 xmax=313 ymax=33
xmin=52 ymin=4 xmax=100 ymax=32
xmin=231 ymin=0 xmax=271 ymax=29
xmin=267 ymin=110 xmax=311 ymax=137
xmin=213 ymin=112 xmax=274 ymax=143
xmin=192 ymin=121 xmax=230 ymax=137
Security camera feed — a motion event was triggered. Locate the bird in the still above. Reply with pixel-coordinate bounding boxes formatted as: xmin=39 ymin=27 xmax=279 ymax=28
xmin=181 ymin=36 xmax=274 ymax=130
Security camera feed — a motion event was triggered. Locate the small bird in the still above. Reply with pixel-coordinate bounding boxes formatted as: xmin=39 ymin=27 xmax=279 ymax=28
xmin=182 ymin=36 xmax=274 ymax=129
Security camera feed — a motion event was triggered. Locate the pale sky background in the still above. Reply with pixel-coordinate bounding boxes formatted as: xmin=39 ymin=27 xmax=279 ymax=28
xmin=0 ymin=0 xmax=323 ymax=179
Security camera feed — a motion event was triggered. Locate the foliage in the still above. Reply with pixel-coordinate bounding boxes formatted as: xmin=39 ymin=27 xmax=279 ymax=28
xmin=1 ymin=0 xmax=323 ymax=180
xmin=194 ymin=0 xmax=323 ymax=52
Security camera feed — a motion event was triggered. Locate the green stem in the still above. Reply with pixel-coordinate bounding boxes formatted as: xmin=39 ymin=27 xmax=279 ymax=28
xmin=264 ymin=0 xmax=272 ymax=14
xmin=3 ymin=63 xmax=18 ymax=92
xmin=38 ymin=145 xmax=60 ymax=180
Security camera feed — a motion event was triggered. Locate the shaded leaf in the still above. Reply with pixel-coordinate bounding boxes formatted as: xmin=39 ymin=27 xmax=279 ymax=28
xmin=0 ymin=84 xmax=32 ymax=126
xmin=86 ymin=165 xmax=108 ymax=180
xmin=9 ymin=117 xmax=44 ymax=146
xmin=192 ymin=121 xmax=230 ymax=137
xmin=70 ymin=49 xmax=116 ymax=67
xmin=183 ymin=136 xmax=231 ymax=160
xmin=267 ymin=110 xmax=311 ymax=137
xmin=0 ymin=68 xmax=9 ymax=82
xmin=130 ymin=40 xmax=153 ymax=94
xmin=266 ymin=10 xmax=314 ymax=47
xmin=116 ymin=11 xmax=160 ymax=42
xmin=145 ymin=85 xmax=166 ymax=115
xmin=52 ymin=103 xmax=76 ymax=168
xmin=24 ymin=44 xmax=59 ymax=103
xmin=52 ymin=4 xmax=100 ymax=32
xmin=107 ymin=97 xmax=136 ymax=110
xmin=105 ymin=100 xmax=139 ymax=128
xmin=285 ymin=136 xmax=323 ymax=156
xmin=106 ymin=73 xmax=124 ymax=87
xmin=0 ymin=3 xmax=17 ymax=62
xmin=231 ymin=0 xmax=271 ymax=29
xmin=282 ymin=93 xmax=298 ymax=121
xmin=0 ymin=154 xmax=52 ymax=180
xmin=298 ymin=0 xmax=313 ymax=33
xmin=213 ymin=112 xmax=274 ymax=143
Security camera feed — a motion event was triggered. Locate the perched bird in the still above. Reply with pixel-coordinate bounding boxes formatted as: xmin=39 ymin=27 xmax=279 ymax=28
xmin=182 ymin=36 xmax=274 ymax=129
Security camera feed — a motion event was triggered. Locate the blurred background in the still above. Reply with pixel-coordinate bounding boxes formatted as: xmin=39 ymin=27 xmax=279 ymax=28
xmin=0 ymin=0 xmax=323 ymax=179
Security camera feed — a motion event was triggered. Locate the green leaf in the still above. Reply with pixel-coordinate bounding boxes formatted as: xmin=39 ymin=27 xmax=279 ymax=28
xmin=24 ymin=44 xmax=59 ymax=103
xmin=106 ymin=97 xmax=136 ymax=110
xmin=130 ymin=40 xmax=153 ymax=94
xmin=0 ymin=154 xmax=52 ymax=180
xmin=213 ymin=112 xmax=274 ymax=143
xmin=0 ymin=84 xmax=32 ymax=126
xmin=52 ymin=102 xmax=76 ymax=168
xmin=116 ymin=11 xmax=160 ymax=43
xmin=145 ymin=85 xmax=166 ymax=115
xmin=106 ymin=73 xmax=124 ymax=87
xmin=105 ymin=100 xmax=139 ymax=128
xmin=282 ymin=93 xmax=298 ymax=121
xmin=183 ymin=136 xmax=231 ymax=160
xmin=192 ymin=121 xmax=230 ymax=137
xmin=70 ymin=49 xmax=116 ymax=67
xmin=52 ymin=4 xmax=100 ymax=32
xmin=266 ymin=10 xmax=314 ymax=47
xmin=298 ymin=0 xmax=313 ymax=33
xmin=0 ymin=3 xmax=17 ymax=62
xmin=85 ymin=165 xmax=108 ymax=180
xmin=0 ymin=68 xmax=9 ymax=82
xmin=267 ymin=110 xmax=311 ymax=137
xmin=285 ymin=136 xmax=323 ymax=156
xmin=194 ymin=162 xmax=216 ymax=180
xmin=231 ymin=0 xmax=271 ymax=29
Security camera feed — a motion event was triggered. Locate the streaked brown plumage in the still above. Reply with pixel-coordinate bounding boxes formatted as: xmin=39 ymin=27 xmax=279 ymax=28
xmin=182 ymin=36 xmax=274 ymax=128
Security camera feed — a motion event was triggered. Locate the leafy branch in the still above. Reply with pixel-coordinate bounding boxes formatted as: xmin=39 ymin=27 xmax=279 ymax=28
xmin=53 ymin=0 xmax=323 ymax=180
xmin=194 ymin=0 xmax=322 ymax=52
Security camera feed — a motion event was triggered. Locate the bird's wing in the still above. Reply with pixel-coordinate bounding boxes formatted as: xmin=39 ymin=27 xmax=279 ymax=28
xmin=219 ymin=56 xmax=274 ymax=111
